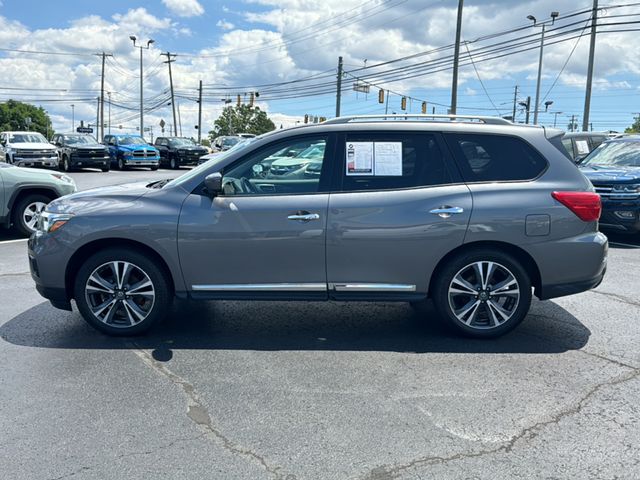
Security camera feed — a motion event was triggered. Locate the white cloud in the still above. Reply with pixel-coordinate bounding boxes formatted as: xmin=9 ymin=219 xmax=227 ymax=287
xmin=216 ymin=20 xmax=235 ymax=30
xmin=161 ymin=0 xmax=204 ymax=18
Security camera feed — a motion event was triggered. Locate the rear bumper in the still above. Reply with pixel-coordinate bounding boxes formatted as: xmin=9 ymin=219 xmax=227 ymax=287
xmin=538 ymin=266 xmax=606 ymax=300
xmin=529 ymin=231 xmax=608 ymax=300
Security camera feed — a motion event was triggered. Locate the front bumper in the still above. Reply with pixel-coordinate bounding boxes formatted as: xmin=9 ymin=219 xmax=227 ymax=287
xmin=599 ymin=199 xmax=640 ymax=233
xmin=176 ymin=153 xmax=202 ymax=166
xmin=123 ymin=156 xmax=160 ymax=166
xmin=70 ymin=153 xmax=110 ymax=168
xmin=28 ymin=232 xmax=73 ymax=311
xmin=14 ymin=156 xmax=59 ymax=168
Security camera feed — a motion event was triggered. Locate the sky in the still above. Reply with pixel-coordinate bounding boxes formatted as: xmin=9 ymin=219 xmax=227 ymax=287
xmin=0 ymin=0 xmax=638 ymax=140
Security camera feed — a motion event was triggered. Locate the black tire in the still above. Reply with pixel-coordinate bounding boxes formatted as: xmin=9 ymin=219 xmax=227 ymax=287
xmin=61 ymin=155 xmax=73 ymax=172
xmin=73 ymin=248 xmax=172 ymax=336
xmin=170 ymin=157 xmax=179 ymax=169
xmin=101 ymin=166 xmax=110 ymax=172
xmin=6 ymin=154 xmax=12 ymax=164
xmin=431 ymin=249 xmax=532 ymax=338
xmin=12 ymin=193 xmax=50 ymax=236
xmin=117 ymin=157 xmax=125 ymax=170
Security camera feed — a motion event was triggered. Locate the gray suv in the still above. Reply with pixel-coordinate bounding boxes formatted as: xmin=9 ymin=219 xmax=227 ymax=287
xmin=28 ymin=115 xmax=607 ymax=338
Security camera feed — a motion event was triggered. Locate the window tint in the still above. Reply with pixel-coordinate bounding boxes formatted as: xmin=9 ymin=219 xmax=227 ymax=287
xmin=341 ymin=133 xmax=451 ymax=191
xmin=446 ymin=133 xmax=547 ymax=182
xmin=222 ymin=136 xmax=328 ymax=196
xmin=562 ymin=138 xmax=574 ymax=158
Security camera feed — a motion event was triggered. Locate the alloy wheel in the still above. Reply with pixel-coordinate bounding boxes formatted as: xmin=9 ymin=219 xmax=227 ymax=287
xmin=22 ymin=201 xmax=47 ymax=233
xmin=447 ymin=261 xmax=520 ymax=330
xmin=85 ymin=261 xmax=155 ymax=328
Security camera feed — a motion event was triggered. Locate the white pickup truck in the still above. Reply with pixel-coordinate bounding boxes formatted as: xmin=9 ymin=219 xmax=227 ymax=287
xmin=1 ymin=131 xmax=59 ymax=168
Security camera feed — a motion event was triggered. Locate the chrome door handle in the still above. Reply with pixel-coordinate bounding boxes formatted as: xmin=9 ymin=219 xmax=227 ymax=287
xmin=429 ymin=206 xmax=464 ymax=218
xmin=287 ymin=212 xmax=320 ymax=222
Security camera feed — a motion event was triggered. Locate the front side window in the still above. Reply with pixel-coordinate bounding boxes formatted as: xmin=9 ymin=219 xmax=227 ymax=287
xmin=341 ymin=133 xmax=451 ymax=191
xmin=221 ymin=136 xmax=328 ymax=196
xmin=446 ymin=133 xmax=547 ymax=182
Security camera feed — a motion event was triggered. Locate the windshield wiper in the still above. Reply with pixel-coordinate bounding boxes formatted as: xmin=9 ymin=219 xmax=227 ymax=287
xmin=147 ymin=179 xmax=173 ymax=189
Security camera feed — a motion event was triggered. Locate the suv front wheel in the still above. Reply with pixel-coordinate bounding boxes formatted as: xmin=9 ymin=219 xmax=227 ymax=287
xmin=74 ymin=249 xmax=172 ymax=335
xmin=432 ymin=249 xmax=532 ymax=338
xmin=13 ymin=193 xmax=50 ymax=236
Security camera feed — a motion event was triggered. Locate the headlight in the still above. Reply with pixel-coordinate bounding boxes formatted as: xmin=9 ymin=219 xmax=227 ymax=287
xmin=50 ymin=173 xmax=74 ymax=184
xmin=39 ymin=211 xmax=73 ymax=233
xmin=124 ymin=152 xmax=133 ymax=158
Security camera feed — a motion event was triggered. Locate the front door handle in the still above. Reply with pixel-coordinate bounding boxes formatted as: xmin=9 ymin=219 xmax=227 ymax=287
xmin=287 ymin=211 xmax=320 ymax=222
xmin=429 ymin=206 xmax=464 ymax=218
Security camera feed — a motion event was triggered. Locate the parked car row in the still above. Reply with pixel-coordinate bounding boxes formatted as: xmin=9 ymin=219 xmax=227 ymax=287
xmin=0 ymin=130 xmax=220 ymax=172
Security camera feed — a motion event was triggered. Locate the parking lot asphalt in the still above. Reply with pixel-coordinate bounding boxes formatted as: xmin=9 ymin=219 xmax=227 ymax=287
xmin=1 ymin=169 xmax=639 ymax=479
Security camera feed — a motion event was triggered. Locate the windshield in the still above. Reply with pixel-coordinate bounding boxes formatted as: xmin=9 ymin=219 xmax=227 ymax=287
xmin=222 ymin=137 xmax=240 ymax=147
xmin=169 ymin=138 xmax=196 ymax=147
xmin=581 ymin=141 xmax=640 ymax=167
xmin=9 ymin=133 xmax=47 ymax=143
xmin=64 ymin=135 xmax=96 ymax=145
xmin=165 ymin=138 xmax=257 ymax=188
xmin=118 ymin=136 xmax=147 ymax=145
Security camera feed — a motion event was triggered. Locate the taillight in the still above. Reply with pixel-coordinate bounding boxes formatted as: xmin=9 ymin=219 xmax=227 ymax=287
xmin=552 ymin=191 xmax=601 ymax=222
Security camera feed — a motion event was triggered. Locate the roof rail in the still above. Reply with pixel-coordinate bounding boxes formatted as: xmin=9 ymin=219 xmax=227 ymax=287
xmin=322 ymin=114 xmax=513 ymax=126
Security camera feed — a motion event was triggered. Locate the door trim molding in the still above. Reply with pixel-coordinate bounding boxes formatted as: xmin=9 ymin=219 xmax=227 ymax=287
xmin=192 ymin=283 xmax=327 ymax=292
xmin=330 ymin=283 xmax=416 ymax=292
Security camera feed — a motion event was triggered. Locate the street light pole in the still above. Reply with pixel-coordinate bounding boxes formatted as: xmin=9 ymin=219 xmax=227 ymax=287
xmin=130 ymin=35 xmax=155 ymax=140
xmin=528 ymin=12 xmax=558 ymax=125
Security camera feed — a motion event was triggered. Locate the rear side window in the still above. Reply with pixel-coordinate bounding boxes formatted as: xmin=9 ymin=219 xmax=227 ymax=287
xmin=446 ymin=133 xmax=547 ymax=182
xmin=341 ymin=133 xmax=451 ymax=191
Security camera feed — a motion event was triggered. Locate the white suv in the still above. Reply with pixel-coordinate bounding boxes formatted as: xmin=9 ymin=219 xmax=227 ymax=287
xmin=1 ymin=131 xmax=59 ymax=168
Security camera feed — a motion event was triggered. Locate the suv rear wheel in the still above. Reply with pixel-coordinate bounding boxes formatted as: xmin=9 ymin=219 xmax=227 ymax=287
xmin=432 ymin=249 xmax=532 ymax=338
xmin=74 ymin=249 xmax=172 ymax=336
xmin=13 ymin=193 xmax=50 ymax=236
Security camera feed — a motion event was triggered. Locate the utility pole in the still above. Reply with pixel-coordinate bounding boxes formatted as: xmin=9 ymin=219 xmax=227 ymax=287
xmin=335 ymin=56 xmax=343 ymax=117
xmin=71 ymin=104 xmax=75 ymax=131
xmin=450 ymin=0 xmax=464 ymax=115
xmin=512 ymin=85 xmax=518 ymax=121
xmin=582 ymin=0 xmax=598 ymax=131
xmin=162 ymin=52 xmax=178 ymax=136
xmin=97 ymin=52 xmax=112 ymax=142
xmin=570 ymin=114 xmax=576 ymax=132
xmin=197 ymin=80 xmax=203 ymax=144
xmin=96 ymin=97 xmax=99 ymax=138
xmin=107 ymin=92 xmax=112 ymax=135
xmin=177 ymin=100 xmax=183 ymax=136
xmin=384 ymin=89 xmax=390 ymax=115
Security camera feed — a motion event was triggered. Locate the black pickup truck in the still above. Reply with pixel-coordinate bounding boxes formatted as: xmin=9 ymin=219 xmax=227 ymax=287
xmin=154 ymin=137 xmax=208 ymax=169
xmin=579 ymin=136 xmax=640 ymax=234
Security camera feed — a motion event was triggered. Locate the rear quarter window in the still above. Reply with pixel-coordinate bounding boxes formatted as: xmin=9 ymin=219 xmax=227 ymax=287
xmin=445 ymin=133 xmax=548 ymax=182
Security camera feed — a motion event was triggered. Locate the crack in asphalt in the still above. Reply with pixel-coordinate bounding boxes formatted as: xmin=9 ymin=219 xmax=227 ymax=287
xmin=589 ymin=289 xmax=640 ymax=308
xmin=131 ymin=346 xmax=286 ymax=480
xmin=358 ymin=367 xmax=640 ymax=480
xmin=48 ymin=466 xmax=93 ymax=480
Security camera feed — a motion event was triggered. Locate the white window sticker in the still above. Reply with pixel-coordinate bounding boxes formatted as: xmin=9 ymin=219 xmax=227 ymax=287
xmin=374 ymin=142 xmax=403 ymax=176
xmin=346 ymin=142 xmax=374 ymax=175
xmin=575 ymin=139 xmax=590 ymax=155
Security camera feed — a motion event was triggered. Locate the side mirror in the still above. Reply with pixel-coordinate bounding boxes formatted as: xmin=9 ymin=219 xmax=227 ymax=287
xmin=204 ymin=172 xmax=223 ymax=196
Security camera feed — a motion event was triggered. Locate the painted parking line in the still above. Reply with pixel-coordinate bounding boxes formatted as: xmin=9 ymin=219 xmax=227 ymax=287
xmin=0 ymin=238 xmax=28 ymax=245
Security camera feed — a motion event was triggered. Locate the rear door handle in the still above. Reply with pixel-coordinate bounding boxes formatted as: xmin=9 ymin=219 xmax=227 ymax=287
xmin=429 ymin=206 xmax=464 ymax=218
xmin=287 ymin=211 xmax=320 ymax=222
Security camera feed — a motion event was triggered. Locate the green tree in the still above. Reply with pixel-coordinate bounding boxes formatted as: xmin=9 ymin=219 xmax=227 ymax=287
xmin=208 ymin=104 xmax=275 ymax=140
xmin=0 ymin=100 xmax=53 ymax=138
xmin=624 ymin=115 xmax=640 ymax=134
